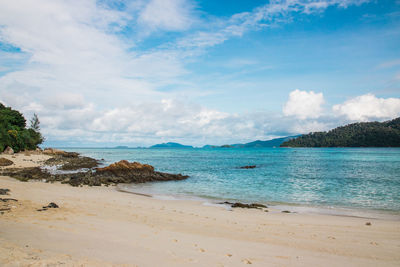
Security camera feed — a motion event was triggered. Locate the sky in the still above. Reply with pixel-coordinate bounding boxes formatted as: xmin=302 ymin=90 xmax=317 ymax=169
xmin=0 ymin=0 xmax=400 ymax=147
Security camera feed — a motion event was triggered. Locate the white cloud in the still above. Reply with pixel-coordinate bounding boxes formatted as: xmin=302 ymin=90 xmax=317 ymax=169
xmin=138 ymin=0 xmax=194 ymax=32
xmin=283 ymin=89 xmax=325 ymax=119
xmin=290 ymin=120 xmax=330 ymax=133
xmin=332 ymin=94 xmax=400 ymax=121
xmin=0 ymin=0 xmax=191 ymax=110
xmin=176 ymin=0 xmax=371 ymax=50
xmin=377 ymin=59 xmax=400 ymax=69
xmin=0 ymin=0 xmax=381 ymax=146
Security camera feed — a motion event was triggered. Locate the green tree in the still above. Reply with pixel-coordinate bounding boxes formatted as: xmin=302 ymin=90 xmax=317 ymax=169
xmin=30 ymin=113 xmax=40 ymax=131
xmin=0 ymin=103 xmax=44 ymax=152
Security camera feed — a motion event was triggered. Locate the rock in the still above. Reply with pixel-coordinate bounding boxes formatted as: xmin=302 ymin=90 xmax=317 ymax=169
xmin=43 ymin=148 xmax=79 ymax=158
xmin=38 ymin=202 xmax=59 ymax=211
xmin=240 ymin=165 xmax=256 ymax=169
xmin=220 ymin=201 xmax=267 ymax=209
xmin=96 ymin=160 xmax=155 ymax=173
xmin=0 ymin=198 xmax=18 ymax=202
xmin=3 ymin=146 xmax=14 ymax=155
xmin=0 ymin=189 xmax=10 ymax=195
xmin=1 ymin=158 xmax=188 ymax=187
xmin=0 ymin=158 xmax=13 ymax=167
xmin=45 ymin=156 xmax=99 ymax=170
xmin=43 ymin=202 xmax=59 ymax=208
xmin=93 ymin=160 xmax=188 ymax=184
xmin=366 ymin=222 xmax=371 ymax=226
xmin=0 ymin=167 xmax=52 ymax=182
xmin=281 ymin=210 xmax=291 ymax=213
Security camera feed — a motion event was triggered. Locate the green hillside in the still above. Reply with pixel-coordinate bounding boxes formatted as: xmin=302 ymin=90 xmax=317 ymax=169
xmin=280 ymin=117 xmax=400 ymax=147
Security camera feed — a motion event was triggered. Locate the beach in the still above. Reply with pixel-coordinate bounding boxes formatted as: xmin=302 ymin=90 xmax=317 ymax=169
xmin=1 ymin=153 xmax=400 ymax=267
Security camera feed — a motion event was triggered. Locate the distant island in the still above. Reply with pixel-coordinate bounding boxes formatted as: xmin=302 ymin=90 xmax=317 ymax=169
xmin=203 ymin=136 xmax=299 ymax=148
xmin=150 ymin=142 xmax=193 ymax=149
xmin=281 ymin=117 xmax=400 ymax=147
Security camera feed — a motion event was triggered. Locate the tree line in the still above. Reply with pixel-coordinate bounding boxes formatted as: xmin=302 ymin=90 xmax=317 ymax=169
xmin=280 ymin=117 xmax=400 ymax=147
xmin=0 ymin=103 xmax=44 ymax=152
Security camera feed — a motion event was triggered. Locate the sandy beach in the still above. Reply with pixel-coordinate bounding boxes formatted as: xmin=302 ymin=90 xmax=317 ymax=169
xmin=0 ymin=153 xmax=399 ymax=267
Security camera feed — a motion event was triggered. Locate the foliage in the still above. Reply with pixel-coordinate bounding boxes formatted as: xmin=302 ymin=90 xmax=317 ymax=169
xmin=0 ymin=103 xmax=44 ymax=152
xmin=280 ymin=117 xmax=400 ymax=147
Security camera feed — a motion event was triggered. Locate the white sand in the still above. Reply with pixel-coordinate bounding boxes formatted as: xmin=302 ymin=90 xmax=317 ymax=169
xmin=0 ymin=153 xmax=399 ymax=266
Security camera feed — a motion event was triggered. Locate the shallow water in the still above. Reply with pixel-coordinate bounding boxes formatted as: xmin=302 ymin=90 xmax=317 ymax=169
xmin=63 ymin=147 xmax=400 ymax=214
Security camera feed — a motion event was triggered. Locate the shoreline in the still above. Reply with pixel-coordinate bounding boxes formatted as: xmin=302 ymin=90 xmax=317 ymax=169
xmin=1 ymin=152 xmax=400 ymax=266
xmin=67 ymin=146 xmax=400 ymax=215
xmin=117 ymin=184 xmax=400 ymax=221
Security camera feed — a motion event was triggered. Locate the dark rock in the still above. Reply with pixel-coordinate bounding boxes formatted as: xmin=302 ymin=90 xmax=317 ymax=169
xmin=0 ymin=158 xmax=14 ymax=166
xmin=43 ymin=148 xmax=79 ymax=158
xmin=0 ymin=189 xmax=10 ymax=195
xmin=281 ymin=210 xmax=291 ymax=213
xmin=38 ymin=202 xmax=59 ymax=211
xmin=93 ymin=160 xmax=189 ymax=184
xmin=240 ymin=165 xmax=256 ymax=169
xmin=1 ymin=167 xmax=52 ymax=182
xmin=43 ymin=202 xmax=59 ymax=209
xmin=220 ymin=201 xmax=267 ymax=209
xmin=1 ymin=158 xmax=188 ymax=187
xmin=366 ymin=222 xmax=371 ymax=226
xmin=45 ymin=156 xmax=99 ymax=170
xmin=0 ymin=198 xmax=18 ymax=202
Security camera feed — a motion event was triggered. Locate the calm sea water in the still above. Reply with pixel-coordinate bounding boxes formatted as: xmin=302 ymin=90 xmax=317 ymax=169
xmin=63 ymin=147 xmax=400 ymax=214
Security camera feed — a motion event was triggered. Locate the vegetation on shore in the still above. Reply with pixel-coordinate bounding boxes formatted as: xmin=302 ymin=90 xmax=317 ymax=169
xmin=0 ymin=103 xmax=44 ymax=152
xmin=281 ymin=117 xmax=400 ymax=147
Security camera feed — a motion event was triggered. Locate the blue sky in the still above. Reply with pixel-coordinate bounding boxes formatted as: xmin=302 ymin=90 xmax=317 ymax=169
xmin=0 ymin=0 xmax=399 ymax=147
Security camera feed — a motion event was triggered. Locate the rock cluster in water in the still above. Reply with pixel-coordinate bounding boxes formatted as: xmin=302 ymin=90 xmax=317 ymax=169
xmin=239 ymin=165 xmax=256 ymax=169
xmin=0 ymin=151 xmax=189 ymax=187
xmin=220 ymin=201 xmax=267 ymax=209
xmin=43 ymin=148 xmax=99 ymax=170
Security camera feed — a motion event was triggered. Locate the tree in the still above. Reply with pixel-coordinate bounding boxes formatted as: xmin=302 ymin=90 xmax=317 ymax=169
xmin=280 ymin=118 xmax=400 ymax=147
xmin=0 ymin=103 xmax=44 ymax=152
xmin=30 ymin=113 xmax=40 ymax=131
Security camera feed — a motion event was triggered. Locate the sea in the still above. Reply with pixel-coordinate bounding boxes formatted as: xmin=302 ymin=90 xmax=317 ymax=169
xmin=62 ymin=147 xmax=400 ymax=219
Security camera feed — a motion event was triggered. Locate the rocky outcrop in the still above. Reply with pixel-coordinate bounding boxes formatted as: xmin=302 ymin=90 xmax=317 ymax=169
xmin=43 ymin=148 xmax=79 ymax=158
xmin=45 ymin=155 xmax=99 ymax=170
xmin=0 ymin=189 xmax=10 ymax=195
xmin=1 ymin=159 xmax=189 ymax=187
xmin=0 ymin=158 xmax=13 ymax=167
xmin=93 ymin=160 xmax=188 ymax=184
xmin=3 ymin=146 xmax=14 ymax=155
xmin=97 ymin=160 xmax=154 ymax=173
xmin=240 ymin=165 xmax=256 ymax=169
xmin=1 ymin=167 xmax=52 ymax=182
xmin=220 ymin=201 xmax=267 ymax=209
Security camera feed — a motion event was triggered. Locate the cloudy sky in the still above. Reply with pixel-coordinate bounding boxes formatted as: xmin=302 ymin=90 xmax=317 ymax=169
xmin=0 ymin=0 xmax=399 ymax=147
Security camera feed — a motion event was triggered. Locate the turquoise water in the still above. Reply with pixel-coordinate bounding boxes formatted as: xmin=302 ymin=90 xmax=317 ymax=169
xmin=64 ymin=147 xmax=400 ymax=213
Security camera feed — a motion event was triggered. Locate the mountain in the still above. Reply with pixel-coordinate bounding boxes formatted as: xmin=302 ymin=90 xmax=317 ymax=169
xmin=240 ymin=136 xmax=299 ymax=148
xmin=202 ymin=136 xmax=299 ymax=148
xmin=280 ymin=117 xmax=400 ymax=147
xmin=150 ymin=142 xmax=193 ymax=148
